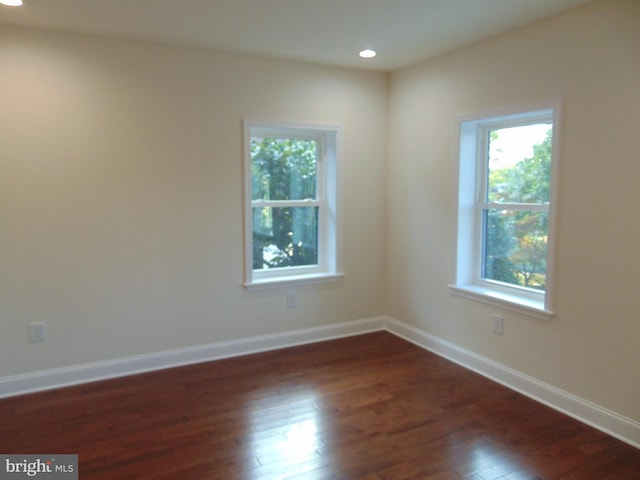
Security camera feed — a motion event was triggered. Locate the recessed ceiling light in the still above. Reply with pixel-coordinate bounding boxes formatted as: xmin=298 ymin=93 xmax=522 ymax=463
xmin=359 ymin=49 xmax=377 ymax=59
xmin=0 ymin=0 xmax=23 ymax=6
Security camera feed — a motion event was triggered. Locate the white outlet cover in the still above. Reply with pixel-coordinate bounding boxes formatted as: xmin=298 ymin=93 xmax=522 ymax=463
xmin=492 ymin=315 xmax=504 ymax=335
xmin=287 ymin=291 xmax=297 ymax=308
xmin=29 ymin=322 xmax=46 ymax=343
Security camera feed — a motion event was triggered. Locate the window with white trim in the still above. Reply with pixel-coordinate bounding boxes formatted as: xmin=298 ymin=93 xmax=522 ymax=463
xmin=243 ymin=122 xmax=342 ymax=290
xmin=451 ymin=104 xmax=559 ymax=319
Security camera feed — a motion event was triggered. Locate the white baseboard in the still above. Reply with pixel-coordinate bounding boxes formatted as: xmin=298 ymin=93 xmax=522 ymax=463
xmin=2 ymin=315 xmax=638 ymax=450
xmin=0 ymin=316 xmax=385 ymax=399
xmin=383 ymin=317 xmax=640 ymax=449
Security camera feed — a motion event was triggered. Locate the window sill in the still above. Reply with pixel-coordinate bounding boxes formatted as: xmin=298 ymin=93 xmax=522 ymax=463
xmin=245 ymin=272 xmax=345 ymax=291
xmin=449 ymin=284 xmax=554 ymax=321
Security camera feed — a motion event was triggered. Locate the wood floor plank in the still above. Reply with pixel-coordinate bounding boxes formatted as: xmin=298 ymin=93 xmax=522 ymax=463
xmin=1 ymin=332 xmax=639 ymax=479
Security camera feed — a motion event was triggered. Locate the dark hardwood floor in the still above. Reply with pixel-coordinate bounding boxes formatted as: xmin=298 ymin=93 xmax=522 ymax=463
xmin=1 ymin=332 xmax=639 ymax=479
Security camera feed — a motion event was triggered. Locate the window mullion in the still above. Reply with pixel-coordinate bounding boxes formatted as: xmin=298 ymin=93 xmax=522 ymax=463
xmin=252 ymin=199 xmax=321 ymax=208
xmin=484 ymin=202 xmax=549 ymax=212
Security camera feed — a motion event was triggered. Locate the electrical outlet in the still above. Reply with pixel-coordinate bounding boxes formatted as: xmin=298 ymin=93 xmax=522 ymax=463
xmin=492 ymin=315 xmax=504 ymax=335
xmin=29 ymin=321 xmax=46 ymax=343
xmin=287 ymin=291 xmax=297 ymax=308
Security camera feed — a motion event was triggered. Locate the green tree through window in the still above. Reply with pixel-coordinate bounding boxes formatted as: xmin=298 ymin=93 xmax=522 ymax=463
xmin=251 ymin=136 xmax=319 ymax=269
xmin=483 ymin=126 xmax=552 ymax=290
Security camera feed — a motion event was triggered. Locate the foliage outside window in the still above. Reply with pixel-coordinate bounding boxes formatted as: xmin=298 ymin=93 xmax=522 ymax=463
xmin=251 ymin=137 xmax=319 ymax=269
xmin=244 ymin=122 xmax=341 ymax=289
xmin=452 ymin=104 xmax=558 ymax=319
xmin=483 ymin=123 xmax=551 ymax=291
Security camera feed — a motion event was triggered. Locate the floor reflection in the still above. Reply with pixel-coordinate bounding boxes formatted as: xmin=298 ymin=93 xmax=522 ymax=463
xmin=245 ymin=388 xmax=327 ymax=479
xmin=446 ymin=433 xmax=529 ymax=479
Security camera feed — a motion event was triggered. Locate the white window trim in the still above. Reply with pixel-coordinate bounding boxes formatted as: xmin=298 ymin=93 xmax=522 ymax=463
xmin=450 ymin=100 xmax=561 ymax=321
xmin=243 ymin=120 xmax=343 ymax=291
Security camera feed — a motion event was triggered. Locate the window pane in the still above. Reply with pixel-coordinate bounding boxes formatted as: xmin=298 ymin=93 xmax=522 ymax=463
xmin=252 ymin=206 xmax=318 ymax=270
xmin=487 ymin=123 xmax=552 ymax=204
xmin=251 ymin=137 xmax=317 ymax=201
xmin=483 ymin=209 xmax=548 ymax=291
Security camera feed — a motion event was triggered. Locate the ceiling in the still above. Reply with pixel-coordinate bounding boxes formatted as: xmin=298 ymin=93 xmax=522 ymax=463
xmin=0 ymin=0 xmax=596 ymax=71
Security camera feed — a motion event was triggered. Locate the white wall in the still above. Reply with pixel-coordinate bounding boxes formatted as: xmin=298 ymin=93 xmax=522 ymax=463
xmin=0 ymin=26 xmax=388 ymax=376
xmin=387 ymin=0 xmax=640 ymax=422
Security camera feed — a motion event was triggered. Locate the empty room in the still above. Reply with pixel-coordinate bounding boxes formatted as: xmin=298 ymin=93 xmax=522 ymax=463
xmin=1 ymin=0 xmax=639 ymax=478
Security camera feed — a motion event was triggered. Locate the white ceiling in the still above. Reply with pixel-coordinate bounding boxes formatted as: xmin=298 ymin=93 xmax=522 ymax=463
xmin=0 ymin=0 xmax=596 ymax=71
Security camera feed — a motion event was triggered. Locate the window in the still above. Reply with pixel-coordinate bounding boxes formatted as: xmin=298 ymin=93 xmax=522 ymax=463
xmin=243 ymin=122 xmax=342 ymax=289
xmin=451 ymin=103 xmax=559 ymax=319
